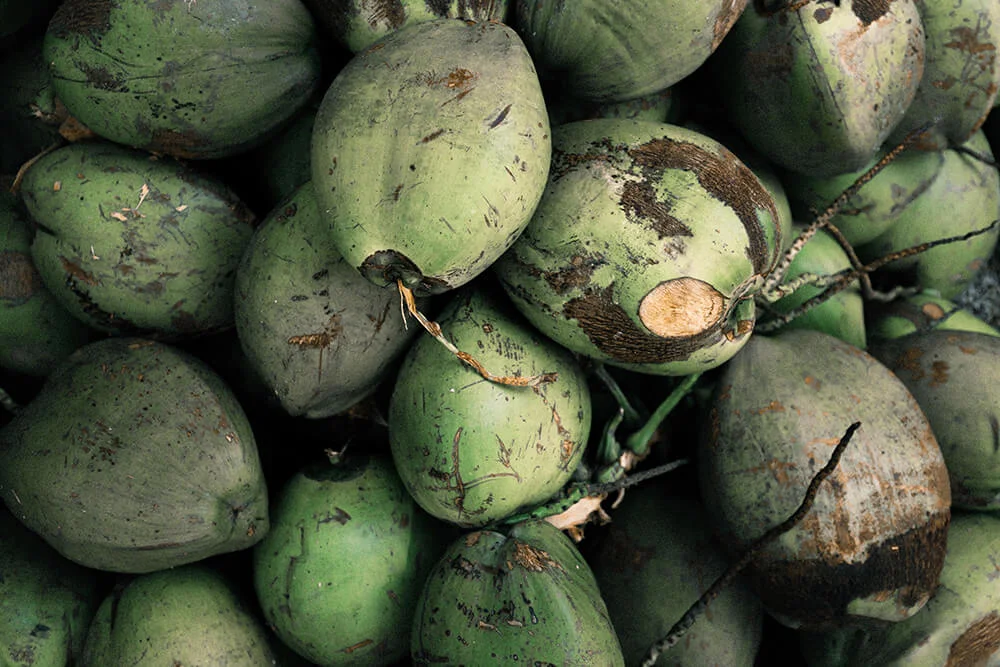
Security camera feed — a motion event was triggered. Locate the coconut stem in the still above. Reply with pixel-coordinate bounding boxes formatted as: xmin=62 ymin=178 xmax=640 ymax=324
xmin=396 ymin=280 xmax=557 ymax=387
xmin=756 ymin=219 xmax=999 ymax=332
xmin=640 ymin=421 xmax=861 ymax=667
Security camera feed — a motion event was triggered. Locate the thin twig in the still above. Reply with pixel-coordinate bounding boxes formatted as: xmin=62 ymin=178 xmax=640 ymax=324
xmin=640 ymin=421 xmax=861 ymax=667
xmin=397 ymin=280 xmax=557 ymax=387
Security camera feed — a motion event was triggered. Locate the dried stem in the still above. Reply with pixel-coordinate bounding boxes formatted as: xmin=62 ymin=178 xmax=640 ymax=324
xmin=397 ymin=280 xmax=557 ymax=387
xmin=640 ymin=421 xmax=861 ymax=667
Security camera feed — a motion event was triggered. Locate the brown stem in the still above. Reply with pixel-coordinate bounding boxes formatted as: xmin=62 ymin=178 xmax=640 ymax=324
xmin=397 ymin=280 xmax=557 ymax=387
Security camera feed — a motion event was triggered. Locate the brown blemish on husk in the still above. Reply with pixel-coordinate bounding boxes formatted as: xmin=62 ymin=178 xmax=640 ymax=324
xmin=945 ymin=611 xmax=1000 ymax=667
xmin=747 ymin=509 xmax=950 ymax=628
xmin=713 ymin=0 xmax=748 ymax=49
xmin=619 ymin=180 xmax=692 ymax=238
xmin=48 ymin=0 xmax=113 ymax=40
xmin=0 ymin=252 xmax=43 ymax=303
xmin=78 ymin=63 xmax=128 ymax=92
xmin=929 ymin=360 xmax=949 ymax=387
xmin=508 ymin=540 xmax=562 ymax=573
xmin=638 ymin=278 xmax=725 ymax=337
xmin=60 ymin=256 xmax=99 ymax=286
xmin=627 ymin=137 xmax=777 ymax=274
xmin=148 ymin=128 xmax=210 ymax=159
xmin=851 ymin=0 xmax=891 ymax=27
xmin=534 ymin=254 xmax=605 ymax=295
xmin=563 ymin=284 xmax=749 ymax=364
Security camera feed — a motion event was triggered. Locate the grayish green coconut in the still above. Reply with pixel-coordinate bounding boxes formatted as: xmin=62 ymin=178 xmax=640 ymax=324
xmin=800 ymin=512 xmax=1000 ymax=666
xmin=20 ymin=141 xmax=256 ymax=337
xmin=514 ymin=0 xmax=749 ymax=102
xmin=493 ymin=119 xmax=782 ymax=376
xmin=889 ymin=0 xmax=1000 ymax=150
xmin=590 ymin=487 xmax=763 ymax=666
xmin=81 ymin=565 xmax=279 ymax=666
xmin=309 ymin=0 xmax=509 ymax=52
xmin=311 ymin=18 xmax=551 ymax=295
xmin=700 ymin=328 xmax=951 ymax=629
xmin=43 ymin=0 xmax=321 ymax=159
xmin=715 ymin=0 xmax=925 ymax=176
xmin=0 ymin=337 xmax=268 ymax=573
xmin=254 ymin=455 xmax=447 ymax=666
xmin=412 ymin=520 xmax=624 ymax=665
xmin=857 ymin=130 xmax=1000 ymax=299
xmin=0 ymin=509 xmax=100 ymax=667
xmin=389 ymin=286 xmax=590 ymax=527
xmin=869 ymin=329 xmax=1000 ymax=510
xmin=235 ymin=182 xmax=422 ymax=418
xmin=1 ymin=191 xmax=92 ymax=376
xmin=867 ymin=290 xmax=1000 ymax=341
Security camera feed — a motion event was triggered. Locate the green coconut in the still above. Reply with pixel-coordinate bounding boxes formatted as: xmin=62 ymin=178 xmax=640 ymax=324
xmin=254 ymin=455 xmax=448 ymax=666
xmin=388 ymin=285 xmax=591 ymax=527
xmin=0 ymin=337 xmax=268 ymax=573
xmin=700 ymin=328 xmax=951 ymax=629
xmin=43 ymin=0 xmax=321 ymax=159
xmin=411 ymin=520 xmax=624 ymax=665
xmin=311 ymin=18 xmax=551 ymax=295
xmin=866 ymin=290 xmax=1000 ymax=341
xmin=19 ymin=141 xmax=256 ymax=337
xmin=493 ymin=119 xmax=782 ymax=376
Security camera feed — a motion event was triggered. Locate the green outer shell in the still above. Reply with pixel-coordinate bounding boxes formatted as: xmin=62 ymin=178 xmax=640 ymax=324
xmin=700 ymin=329 xmax=951 ymax=629
xmin=1 ymin=191 xmax=92 ymax=376
xmin=20 ymin=141 xmax=256 ymax=337
xmin=311 ymin=18 xmax=551 ymax=295
xmin=323 ymin=0 xmax=509 ymax=52
xmin=43 ymin=0 xmax=321 ymax=159
xmin=411 ymin=520 xmax=624 ymax=665
xmin=870 ymin=330 xmax=1000 ymax=510
xmin=867 ymin=290 xmax=1000 ymax=341
xmin=388 ymin=287 xmax=591 ymax=527
xmin=716 ymin=0 xmax=925 ymax=177
xmin=783 ymin=144 xmax=946 ymax=247
xmin=590 ymin=487 xmax=763 ymax=667
xmin=235 ymin=182 xmax=421 ymax=419
xmin=770 ymin=225 xmax=866 ymax=349
xmin=81 ymin=565 xmax=278 ymax=666
xmin=800 ymin=512 xmax=1000 ymax=666
xmin=889 ymin=0 xmax=1000 ymax=149
xmin=0 ymin=337 xmax=268 ymax=573
xmin=858 ymin=130 xmax=1000 ymax=299
xmin=0 ymin=510 xmax=100 ymax=667
xmin=514 ymin=0 xmax=748 ymax=102
xmin=253 ymin=456 xmax=447 ymax=666
xmin=493 ymin=118 xmax=781 ymax=376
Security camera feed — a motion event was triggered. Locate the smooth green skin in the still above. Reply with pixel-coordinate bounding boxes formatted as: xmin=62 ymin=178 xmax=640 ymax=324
xmin=590 ymin=487 xmax=763 ymax=666
xmin=235 ymin=182 xmax=422 ymax=419
xmin=1 ymin=191 xmax=92 ymax=376
xmin=0 ymin=337 xmax=268 ymax=573
xmin=889 ymin=0 xmax=1000 ymax=149
xmin=514 ymin=0 xmax=748 ymax=102
xmin=493 ymin=119 xmax=782 ymax=376
xmin=716 ymin=0 xmax=925 ymax=177
xmin=20 ymin=141 xmax=256 ymax=337
xmin=44 ymin=0 xmax=321 ymax=159
xmin=412 ymin=520 xmax=624 ymax=665
xmin=800 ymin=512 xmax=1000 ymax=666
xmin=389 ymin=287 xmax=591 ymax=527
xmin=81 ymin=565 xmax=278 ymax=666
xmin=311 ymin=19 xmax=551 ymax=295
xmin=254 ymin=456 xmax=447 ymax=666
xmin=326 ymin=0 xmax=509 ymax=52
xmin=771 ymin=225 xmax=866 ymax=349
xmin=858 ymin=130 xmax=1000 ymax=299
xmin=870 ymin=330 xmax=1000 ymax=510
xmin=867 ymin=291 xmax=1000 ymax=341
xmin=700 ymin=329 xmax=951 ymax=629
xmin=0 ymin=510 xmax=100 ymax=667
xmin=783 ymin=144 xmax=946 ymax=247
